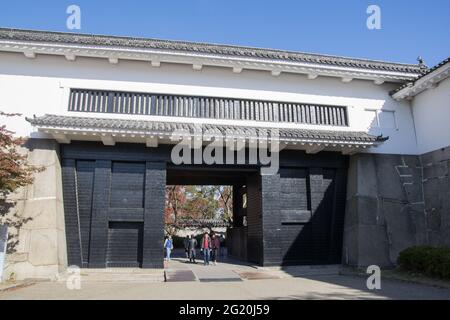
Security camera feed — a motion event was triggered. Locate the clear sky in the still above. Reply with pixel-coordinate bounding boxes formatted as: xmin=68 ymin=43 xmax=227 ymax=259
xmin=1 ymin=0 xmax=449 ymax=67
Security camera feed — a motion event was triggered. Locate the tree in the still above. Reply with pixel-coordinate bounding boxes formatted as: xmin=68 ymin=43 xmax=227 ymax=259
xmin=183 ymin=186 xmax=219 ymax=220
xmin=0 ymin=112 xmax=44 ymax=253
xmin=164 ymin=185 xmax=234 ymax=234
xmin=164 ymin=185 xmax=187 ymax=235
xmin=217 ymin=186 xmax=233 ymax=222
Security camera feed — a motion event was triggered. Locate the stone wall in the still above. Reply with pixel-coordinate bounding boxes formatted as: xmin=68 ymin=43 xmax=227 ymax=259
xmin=421 ymin=146 xmax=450 ymax=246
xmin=344 ymin=148 xmax=450 ymax=268
xmin=2 ymin=139 xmax=67 ymax=281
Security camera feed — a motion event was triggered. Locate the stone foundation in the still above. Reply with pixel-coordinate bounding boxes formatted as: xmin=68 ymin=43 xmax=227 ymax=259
xmin=2 ymin=139 xmax=67 ymax=281
xmin=421 ymin=146 xmax=450 ymax=246
xmin=344 ymin=147 xmax=450 ymax=268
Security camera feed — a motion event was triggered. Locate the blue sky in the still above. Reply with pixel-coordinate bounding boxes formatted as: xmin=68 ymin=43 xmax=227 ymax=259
xmin=1 ymin=0 xmax=449 ymax=66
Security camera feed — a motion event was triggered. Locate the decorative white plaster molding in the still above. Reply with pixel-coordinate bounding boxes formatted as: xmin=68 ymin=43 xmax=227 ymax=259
xmin=23 ymin=50 xmax=36 ymax=59
xmin=65 ymin=54 xmax=76 ymax=61
xmin=305 ymin=144 xmax=325 ymax=154
xmin=192 ymin=64 xmax=203 ymax=71
xmin=108 ymin=57 xmax=119 ymax=64
xmin=51 ymin=133 xmax=70 ymax=144
xmin=232 ymin=67 xmax=243 ymax=74
xmin=101 ymin=134 xmax=115 ymax=146
xmin=271 ymin=70 xmax=282 ymax=77
xmin=341 ymin=77 xmax=353 ymax=83
xmin=392 ymin=62 xmax=450 ymax=100
xmin=0 ymin=39 xmax=420 ymax=83
xmin=151 ymin=60 xmax=161 ymax=67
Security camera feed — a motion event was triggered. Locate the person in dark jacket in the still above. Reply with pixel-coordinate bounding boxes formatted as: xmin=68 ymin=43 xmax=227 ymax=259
xmin=211 ymin=234 xmax=221 ymax=265
xmin=183 ymin=235 xmax=190 ymax=259
xmin=219 ymin=234 xmax=225 ymax=257
xmin=188 ymin=235 xmax=198 ymax=263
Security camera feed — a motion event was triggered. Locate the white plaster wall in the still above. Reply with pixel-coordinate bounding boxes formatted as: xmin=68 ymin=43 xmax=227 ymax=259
xmin=412 ymin=77 xmax=450 ymax=154
xmin=0 ymin=51 xmax=418 ymax=154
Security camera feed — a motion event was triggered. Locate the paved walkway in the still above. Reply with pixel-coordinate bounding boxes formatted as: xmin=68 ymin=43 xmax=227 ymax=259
xmin=165 ymin=257 xmax=247 ymax=282
xmin=164 ymin=250 xmax=341 ymax=282
xmin=1 ymin=251 xmax=450 ymax=300
xmin=1 ymin=274 xmax=450 ymax=300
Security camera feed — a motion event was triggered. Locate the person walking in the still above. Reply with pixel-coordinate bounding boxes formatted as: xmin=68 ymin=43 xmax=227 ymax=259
xmin=211 ymin=234 xmax=220 ymax=265
xmin=219 ymin=234 xmax=225 ymax=258
xmin=183 ymin=235 xmax=190 ymax=259
xmin=201 ymin=232 xmax=211 ymax=266
xmin=164 ymin=235 xmax=173 ymax=261
xmin=188 ymin=234 xmax=198 ymax=263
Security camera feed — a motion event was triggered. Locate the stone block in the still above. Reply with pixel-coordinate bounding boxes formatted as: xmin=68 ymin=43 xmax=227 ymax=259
xmin=409 ymin=206 xmax=427 ymax=244
xmin=356 ymin=224 xmax=392 ymax=268
xmin=383 ymin=201 xmax=417 ymax=263
xmin=403 ymin=182 xmax=424 ymax=204
xmin=355 ymin=154 xmax=378 ymax=197
xmin=57 ymin=228 xmax=68 ymax=271
xmin=374 ymin=155 xmax=407 ymax=201
xmin=21 ymin=198 xmax=58 ymax=230
xmin=423 ymin=163 xmax=448 ymax=180
xmin=344 ymin=196 xmax=359 ymax=228
xmin=421 ymin=146 xmax=450 ymax=165
xmin=355 ymin=195 xmax=383 ymax=226
xmin=16 ymin=227 xmax=32 ymax=254
xmin=7 ymin=252 xmax=29 ymax=263
xmin=396 ymin=165 xmax=413 ymax=176
xmin=346 ymin=156 xmax=358 ymax=198
xmin=4 ymin=261 xmax=59 ymax=281
xmin=28 ymin=229 xmax=59 ymax=266
xmin=426 ymin=209 xmax=442 ymax=231
xmin=342 ymin=225 xmax=359 ymax=266
xmin=403 ymin=154 xmax=423 ymax=168
xmin=438 ymin=176 xmax=450 ymax=201
xmin=428 ymin=231 xmax=442 ymax=246
xmin=423 ymin=178 xmax=440 ymax=211
xmin=4 ymin=139 xmax=68 ymax=281
xmin=441 ymin=219 xmax=450 ymax=246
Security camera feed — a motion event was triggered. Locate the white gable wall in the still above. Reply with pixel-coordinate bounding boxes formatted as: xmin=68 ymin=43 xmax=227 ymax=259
xmin=0 ymin=51 xmax=418 ymax=154
xmin=412 ymin=77 xmax=450 ymax=154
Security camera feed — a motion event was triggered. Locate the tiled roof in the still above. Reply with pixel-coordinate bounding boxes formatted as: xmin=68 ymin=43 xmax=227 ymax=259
xmin=0 ymin=28 xmax=424 ymax=75
xmin=26 ymin=114 xmax=388 ymax=144
xmin=174 ymin=219 xmax=230 ymax=228
xmin=391 ymin=57 xmax=450 ymax=95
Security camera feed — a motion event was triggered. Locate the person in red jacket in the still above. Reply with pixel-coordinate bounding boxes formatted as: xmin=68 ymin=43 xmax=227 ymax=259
xmin=201 ymin=232 xmax=211 ymax=266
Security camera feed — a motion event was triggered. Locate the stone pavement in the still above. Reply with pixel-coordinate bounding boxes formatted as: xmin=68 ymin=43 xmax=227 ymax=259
xmin=164 ymin=250 xmax=276 ymax=282
xmin=2 ymin=251 xmax=450 ymax=300
xmin=164 ymin=251 xmax=342 ymax=282
xmin=165 ymin=257 xmax=244 ymax=282
xmin=1 ymin=273 xmax=450 ymax=300
xmin=57 ymin=268 xmax=165 ymax=283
